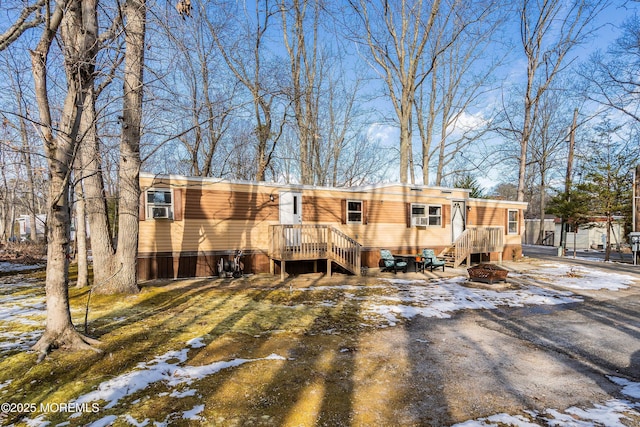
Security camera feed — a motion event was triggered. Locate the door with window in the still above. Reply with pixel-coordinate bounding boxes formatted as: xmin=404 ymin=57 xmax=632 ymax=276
xmin=279 ymin=191 xmax=302 ymax=246
xmin=451 ymin=201 xmax=466 ymax=242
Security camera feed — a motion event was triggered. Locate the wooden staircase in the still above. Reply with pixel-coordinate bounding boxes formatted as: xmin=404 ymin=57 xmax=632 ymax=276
xmin=439 ymin=227 xmax=505 ymax=268
xmin=439 ymin=246 xmax=456 ymax=267
xmin=269 ymin=224 xmax=362 ymax=278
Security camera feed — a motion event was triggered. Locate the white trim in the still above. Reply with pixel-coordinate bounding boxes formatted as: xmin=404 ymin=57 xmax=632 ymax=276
xmin=346 ymin=199 xmax=363 ymax=224
xmin=146 ymin=188 xmax=174 ymax=220
xmin=410 ymin=203 xmax=442 ymax=227
xmin=140 ymin=172 xmax=528 ymax=208
xmin=508 ymin=209 xmax=519 ymax=234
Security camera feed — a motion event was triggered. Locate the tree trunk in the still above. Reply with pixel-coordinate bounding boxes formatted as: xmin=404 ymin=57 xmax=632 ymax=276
xmin=78 ymin=82 xmax=117 ymax=287
xmin=605 ymin=214 xmax=611 ymax=262
xmin=94 ymin=0 xmax=145 ymax=294
xmin=399 ymin=117 xmax=412 ymax=184
xmin=536 ymin=170 xmax=547 ymax=245
xmin=30 ymin=0 xmax=101 ymax=357
xmin=74 ymin=178 xmax=89 ymax=288
xmin=14 ymin=87 xmax=39 ymax=242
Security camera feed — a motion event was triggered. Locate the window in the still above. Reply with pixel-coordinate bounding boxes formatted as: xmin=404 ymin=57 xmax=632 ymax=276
xmin=428 ymin=205 xmax=442 ymax=226
xmin=508 ymin=209 xmax=519 ymax=234
xmin=147 ymin=189 xmax=173 ymax=219
xmin=411 ymin=204 xmax=441 ymax=226
xmin=347 ymin=200 xmax=363 ymax=224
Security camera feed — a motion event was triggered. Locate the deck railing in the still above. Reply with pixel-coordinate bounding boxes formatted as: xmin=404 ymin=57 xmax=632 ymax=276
xmin=452 ymin=226 xmax=504 ymax=267
xmin=269 ymin=224 xmax=362 ymax=275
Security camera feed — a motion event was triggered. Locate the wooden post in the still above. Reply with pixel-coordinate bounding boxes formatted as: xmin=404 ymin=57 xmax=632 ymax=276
xmin=281 ymin=260 xmax=286 ymax=281
xmin=327 ymin=259 xmax=332 ymax=277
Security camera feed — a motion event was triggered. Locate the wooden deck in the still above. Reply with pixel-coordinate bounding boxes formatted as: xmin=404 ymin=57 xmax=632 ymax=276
xmin=440 ymin=226 xmax=505 ymax=267
xmin=269 ymin=224 xmax=362 ymax=279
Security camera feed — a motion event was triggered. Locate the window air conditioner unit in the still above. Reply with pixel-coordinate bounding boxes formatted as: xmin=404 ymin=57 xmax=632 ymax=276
xmin=412 ymin=216 xmax=429 ymax=227
xmin=151 ymin=206 xmax=172 ymax=219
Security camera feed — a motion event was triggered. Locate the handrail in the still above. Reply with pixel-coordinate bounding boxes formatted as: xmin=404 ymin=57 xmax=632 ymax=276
xmin=269 ymin=224 xmax=362 ymax=275
xmin=451 ymin=226 xmax=504 ymax=267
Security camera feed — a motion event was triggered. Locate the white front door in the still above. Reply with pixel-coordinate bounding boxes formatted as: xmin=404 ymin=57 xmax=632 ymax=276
xmin=279 ymin=191 xmax=302 ymax=225
xmin=280 ymin=191 xmax=302 ymax=247
xmin=452 ymin=201 xmax=466 ymax=242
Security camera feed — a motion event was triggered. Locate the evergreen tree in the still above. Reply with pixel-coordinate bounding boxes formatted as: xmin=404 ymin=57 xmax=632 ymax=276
xmin=548 ymin=119 xmax=636 ymax=260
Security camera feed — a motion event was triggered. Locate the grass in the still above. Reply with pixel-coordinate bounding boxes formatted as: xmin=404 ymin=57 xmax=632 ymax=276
xmin=0 ymin=272 xmax=403 ymax=426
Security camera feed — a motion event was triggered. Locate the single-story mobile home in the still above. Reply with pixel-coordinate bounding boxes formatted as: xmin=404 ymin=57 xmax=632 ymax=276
xmin=137 ymin=173 xmax=528 ymax=280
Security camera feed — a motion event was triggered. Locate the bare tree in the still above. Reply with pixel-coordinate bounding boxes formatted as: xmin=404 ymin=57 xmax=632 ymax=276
xmin=210 ymin=0 xmax=286 ymax=181
xmin=346 ymin=0 xmax=444 ymax=184
xmin=95 ymin=0 xmax=146 ymax=294
xmin=28 ymin=0 xmax=102 ymax=356
xmin=514 ymin=0 xmax=608 ymax=202
xmin=0 ymin=126 xmax=18 ymax=242
xmin=0 ymin=0 xmax=47 ymax=51
xmin=278 ymin=0 xmax=323 ymax=185
xmin=414 ymin=2 xmax=503 ymax=186
xmin=0 ymin=49 xmax=47 ymax=243
xmin=529 ymin=93 xmax=578 ymax=243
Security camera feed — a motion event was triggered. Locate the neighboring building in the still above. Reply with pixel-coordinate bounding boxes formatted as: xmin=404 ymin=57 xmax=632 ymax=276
xmin=523 ymin=217 xmax=556 ymax=246
xmin=16 ymin=214 xmax=47 ymax=241
xmin=138 ymin=173 xmax=528 ymax=280
xmin=524 ymin=216 xmax=625 ymax=250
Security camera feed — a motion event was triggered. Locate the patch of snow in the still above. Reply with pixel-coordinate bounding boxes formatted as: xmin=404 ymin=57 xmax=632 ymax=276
xmin=534 ymin=264 xmax=635 ymax=290
xmin=170 ymin=388 xmax=197 ymax=398
xmin=182 ymin=404 xmax=205 ymax=420
xmin=86 ymin=414 xmax=117 ymax=427
xmin=454 ymin=397 xmax=640 ymax=427
xmin=0 ymin=262 xmax=44 ymax=272
xmin=123 ymin=414 xmax=150 ymax=426
xmin=73 ymin=350 xmax=285 ymax=410
xmin=608 ymin=376 xmax=640 ymax=400
xmin=0 ymin=297 xmax=45 ymax=324
xmin=24 ymin=415 xmax=49 ymax=426
xmin=0 ymin=330 xmax=41 ymax=352
xmin=186 ymin=337 xmax=206 ymax=348
xmin=363 ymin=277 xmax=582 ymax=325
xmin=453 ymin=413 xmax=540 ymax=426
xmin=0 ymin=284 xmax=45 ymax=355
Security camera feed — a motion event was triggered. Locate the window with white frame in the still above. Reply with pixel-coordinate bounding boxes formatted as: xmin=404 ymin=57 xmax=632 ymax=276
xmin=411 ymin=204 xmax=441 ymax=226
xmin=428 ymin=205 xmax=442 ymax=226
xmin=147 ymin=189 xmax=173 ymax=219
xmin=508 ymin=209 xmax=519 ymax=234
xmin=347 ymin=200 xmax=363 ymax=224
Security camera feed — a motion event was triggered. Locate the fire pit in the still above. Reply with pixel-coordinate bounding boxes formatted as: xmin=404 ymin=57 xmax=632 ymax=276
xmin=467 ymin=263 xmax=509 ymax=284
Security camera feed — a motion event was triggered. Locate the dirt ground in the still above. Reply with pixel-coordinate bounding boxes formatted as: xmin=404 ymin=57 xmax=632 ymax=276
xmin=227 ymin=259 xmax=640 ymax=426
xmin=2 ymin=256 xmax=640 ymax=426
xmin=365 ymin=291 xmax=639 ymax=425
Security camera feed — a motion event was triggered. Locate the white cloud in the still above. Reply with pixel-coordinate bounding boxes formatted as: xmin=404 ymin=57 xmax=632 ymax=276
xmin=367 ymin=123 xmax=398 ymax=148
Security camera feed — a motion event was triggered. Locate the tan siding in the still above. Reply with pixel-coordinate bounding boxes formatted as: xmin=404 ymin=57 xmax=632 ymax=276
xmin=441 ymin=204 xmax=450 ymax=228
xmin=183 ymin=188 xmax=278 ymax=221
xmin=367 ymin=200 xmax=407 ymax=224
xmin=303 ymin=196 xmax=342 ymax=222
xmin=334 ymin=222 xmax=451 ymax=250
xmin=139 ymin=219 xmax=276 ymax=253
xmin=472 ymin=206 xmax=506 ymax=227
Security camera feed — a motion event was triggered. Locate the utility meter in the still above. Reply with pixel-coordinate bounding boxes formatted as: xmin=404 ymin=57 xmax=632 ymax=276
xmin=629 ymin=232 xmax=640 ymax=254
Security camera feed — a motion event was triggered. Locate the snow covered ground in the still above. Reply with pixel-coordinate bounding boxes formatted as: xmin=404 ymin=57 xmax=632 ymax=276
xmin=1 ymin=261 xmax=638 ymax=426
xmin=0 ymin=261 xmax=44 ymax=273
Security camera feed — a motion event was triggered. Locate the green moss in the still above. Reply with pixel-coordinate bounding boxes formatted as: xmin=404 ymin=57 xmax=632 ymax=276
xmin=0 ymin=273 xmax=410 ymax=426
